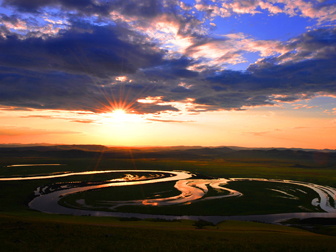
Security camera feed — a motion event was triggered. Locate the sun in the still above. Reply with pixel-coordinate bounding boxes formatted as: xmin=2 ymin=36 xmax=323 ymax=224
xmin=99 ymin=108 xmax=143 ymax=125
xmin=111 ymin=109 xmax=127 ymax=121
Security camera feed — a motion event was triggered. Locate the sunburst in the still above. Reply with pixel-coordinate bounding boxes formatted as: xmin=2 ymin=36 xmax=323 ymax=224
xmin=111 ymin=108 xmax=127 ymax=121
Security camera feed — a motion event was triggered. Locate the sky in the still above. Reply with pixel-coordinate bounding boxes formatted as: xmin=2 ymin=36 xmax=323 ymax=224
xmin=1 ymin=0 xmax=336 ymax=149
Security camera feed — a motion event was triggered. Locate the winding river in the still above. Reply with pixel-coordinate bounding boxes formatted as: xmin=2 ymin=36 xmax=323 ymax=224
xmin=1 ymin=167 xmax=336 ymax=224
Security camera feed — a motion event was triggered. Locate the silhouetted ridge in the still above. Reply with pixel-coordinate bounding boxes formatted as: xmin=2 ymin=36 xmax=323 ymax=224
xmin=0 ymin=145 xmax=335 ymax=167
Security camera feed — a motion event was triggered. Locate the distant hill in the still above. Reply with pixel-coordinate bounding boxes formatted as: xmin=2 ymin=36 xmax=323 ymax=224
xmin=0 ymin=144 xmax=335 ymax=167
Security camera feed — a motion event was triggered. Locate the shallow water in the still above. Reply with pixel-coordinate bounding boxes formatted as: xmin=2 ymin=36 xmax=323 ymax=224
xmin=0 ymin=169 xmax=190 ymax=181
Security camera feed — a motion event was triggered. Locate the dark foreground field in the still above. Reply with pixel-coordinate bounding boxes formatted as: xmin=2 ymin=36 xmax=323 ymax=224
xmin=0 ymin=145 xmax=336 ymax=251
xmin=1 ymin=213 xmax=336 ymax=252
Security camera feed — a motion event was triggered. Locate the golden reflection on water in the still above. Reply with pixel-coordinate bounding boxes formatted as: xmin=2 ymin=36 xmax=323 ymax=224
xmin=6 ymin=164 xmax=64 ymax=167
xmin=2 ymin=166 xmax=336 ymax=215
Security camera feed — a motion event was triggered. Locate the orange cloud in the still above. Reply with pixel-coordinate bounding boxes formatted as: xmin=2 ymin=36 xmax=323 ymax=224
xmin=0 ymin=126 xmax=79 ymax=136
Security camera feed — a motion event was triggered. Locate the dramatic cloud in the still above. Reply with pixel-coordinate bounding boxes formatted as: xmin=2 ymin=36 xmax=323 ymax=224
xmin=193 ymin=0 xmax=336 ymax=24
xmin=0 ymin=13 xmax=27 ymax=31
xmin=1 ymin=0 xmax=192 ymax=21
xmin=0 ymin=0 xmax=336 ymax=114
xmin=0 ymin=23 xmax=164 ymax=77
xmin=0 ymin=126 xmax=78 ymax=136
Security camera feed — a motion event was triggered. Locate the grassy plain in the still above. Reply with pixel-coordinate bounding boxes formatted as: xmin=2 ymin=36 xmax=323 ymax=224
xmin=1 ymin=213 xmax=336 ymax=252
xmin=59 ymin=179 xmax=320 ymax=215
xmin=0 ymin=149 xmax=336 ymax=251
xmin=1 ymin=156 xmax=335 ymax=214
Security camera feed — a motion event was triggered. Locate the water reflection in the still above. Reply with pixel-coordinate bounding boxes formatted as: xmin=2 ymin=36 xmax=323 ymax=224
xmin=6 ymin=164 xmax=64 ymax=167
xmin=0 ymin=169 xmax=190 ymax=181
xmin=231 ymin=178 xmax=336 ymax=214
xmin=101 ymin=179 xmax=242 ymax=209
xmin=1 ymin=167 xmax=336 ymax=223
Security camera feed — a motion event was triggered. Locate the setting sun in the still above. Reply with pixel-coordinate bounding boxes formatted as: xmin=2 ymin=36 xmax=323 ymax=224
xmin=106 ymin=109 xmax=136 ymax=123
xmin=112 ymin=109 xmax=127 ymax=120
xmin=99 ymin=109 xmax=144 ymax=125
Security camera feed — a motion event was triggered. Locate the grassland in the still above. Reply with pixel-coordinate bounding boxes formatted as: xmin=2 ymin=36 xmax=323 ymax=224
xmin=58 ymin=179 xmax=320 ymax=216
xmin=0 ymin=147 xmax=336 ymax=251
xmin=1 ymin=213 xmax=336 ymax=252
xmin=1 ymin=157 xmax=333 ymax=214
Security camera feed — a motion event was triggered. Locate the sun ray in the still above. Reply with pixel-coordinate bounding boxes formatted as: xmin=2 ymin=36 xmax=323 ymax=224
xmin=112 ymin=109 xmax=127 ymax=119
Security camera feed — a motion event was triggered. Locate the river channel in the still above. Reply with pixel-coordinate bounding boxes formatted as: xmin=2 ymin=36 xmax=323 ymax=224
xmin=1 ymin=167 xmax=336 ymax=224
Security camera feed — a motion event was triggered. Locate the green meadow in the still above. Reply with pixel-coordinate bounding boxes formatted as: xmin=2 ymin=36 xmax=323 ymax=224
xmin=0 ymin=149 xmax=336 ymax=251
xmin=1 ymin=213 xmax=336 ymax=252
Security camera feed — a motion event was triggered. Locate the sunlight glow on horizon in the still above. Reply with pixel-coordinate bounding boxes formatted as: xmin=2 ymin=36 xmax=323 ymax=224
xmin=1 ymin=98 xmax=335 ymax=149
xmin=102 ymin=109 xmax=144 ymax=124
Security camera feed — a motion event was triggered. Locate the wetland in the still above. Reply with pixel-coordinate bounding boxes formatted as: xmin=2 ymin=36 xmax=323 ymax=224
xmin=1 ymin=145 xmax=336 ymax=251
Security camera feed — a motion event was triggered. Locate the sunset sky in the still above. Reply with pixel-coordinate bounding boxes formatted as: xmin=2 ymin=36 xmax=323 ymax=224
xmin=1 ymin=0 xmax=336 ymax=149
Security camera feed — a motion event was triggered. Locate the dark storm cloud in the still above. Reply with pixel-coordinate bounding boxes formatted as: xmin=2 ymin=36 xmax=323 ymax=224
xmin=0 ymin=67 xmax=98 ymax=111
xmin=258 ymin=28 xmax=336 ymax=65
xmin=0 ymin=23 xmax=164 ymax=78
xmin=2 ymin=0 xmax=114 ymax=16
xmin=194 ymin=28 xmax=336 ymax=109
xmin=204 ymin=58 xmax=336 ymax=109
xmin=0 ymin=13 xmax=21 ymax=25
xmin=133 ymin=103 xmax=179 ymax=114
xmin=143 ymin=58 xmax=199 ymax=80
xmin=0 ymin=64 xmax=182 ymax=113
xmin=2 ymin=0 xmax=167 ymax=18
xmin=1 ymin=7 xmax=336 ymax=115
xmin=1 ymin=0 xmax=204 ymax=38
